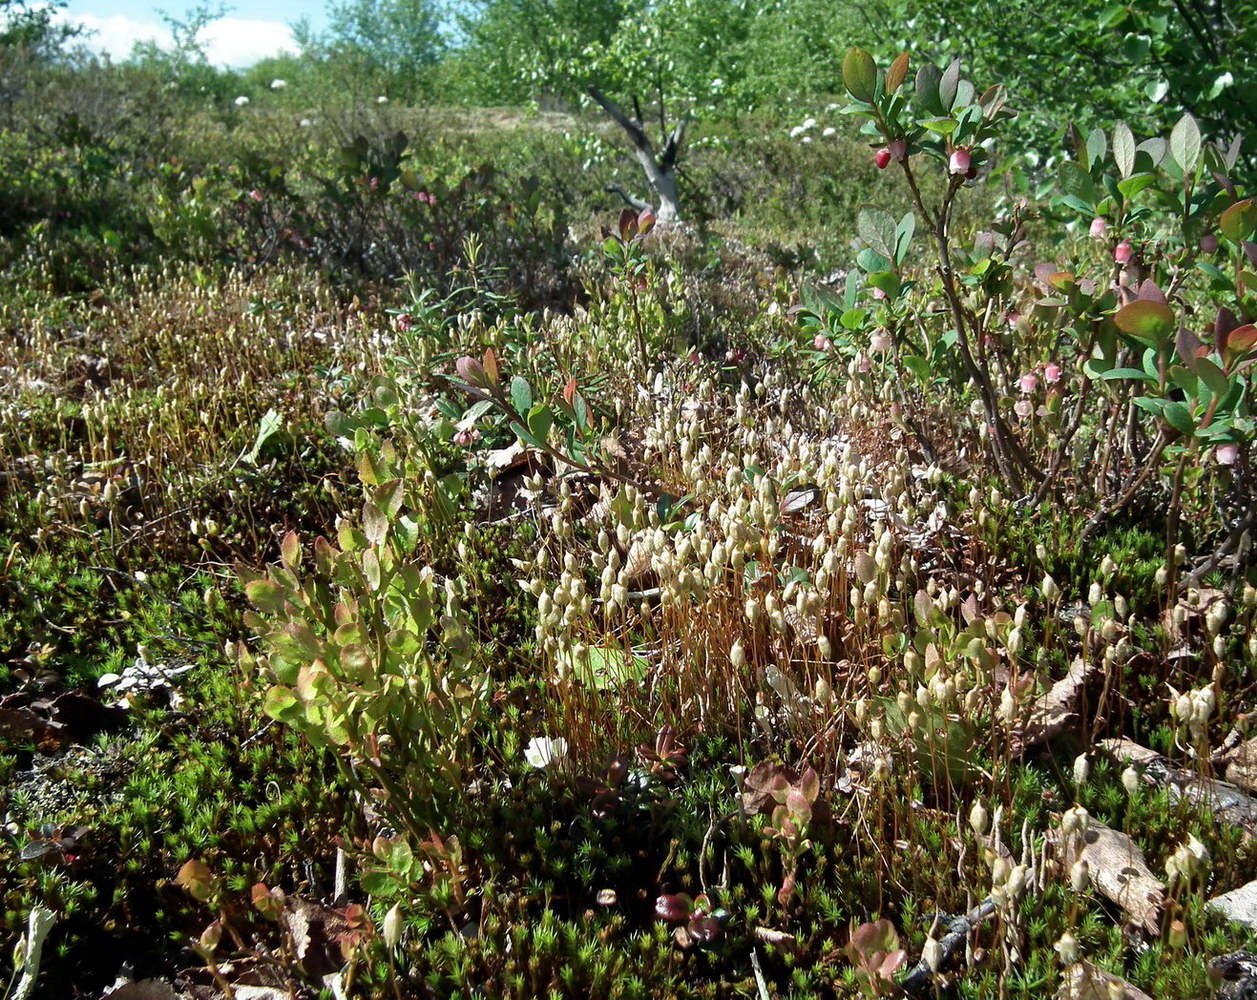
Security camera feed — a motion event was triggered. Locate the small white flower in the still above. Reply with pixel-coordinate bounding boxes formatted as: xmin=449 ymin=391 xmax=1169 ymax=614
xmin=821 ymin=126 xmax=836 ymax=137
xmin=525 ymin=736 xmax=569 ymax=770
xmin=377 ymin=95 xmax=389 ymax=104
xmin=270 ymin=78 xmax=287 ymax=90
xmin=789 ymin=125 xmax=805 ymax=138
xmin=800 ymin=117 xmax=817 ymax=130
xmin=234 ymin=95 xmax=250 ymax=107
xmin=299 ymin=118 xmax=313 ymax=127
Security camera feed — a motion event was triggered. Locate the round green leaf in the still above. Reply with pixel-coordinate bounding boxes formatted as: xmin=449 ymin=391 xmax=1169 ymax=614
xmin=1114 ymin=300 xmax=1175 ymax=347
xmin=1220 ymin=199 xmax=1257 ymax=244
xmin=843 ymin=47 xmax=877 ymax=103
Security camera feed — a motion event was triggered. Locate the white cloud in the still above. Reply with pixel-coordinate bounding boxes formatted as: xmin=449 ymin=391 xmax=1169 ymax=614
xmin=60 ymin=12 xmax=297 ymax=68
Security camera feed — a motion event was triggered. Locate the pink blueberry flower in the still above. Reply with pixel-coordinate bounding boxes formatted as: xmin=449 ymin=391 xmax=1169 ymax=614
xmin=1019 ymin=373 xmax=1039 ymax=393
xmin=1114 ymin=241 xmax=1133 ymax=264
xmin=813 ymin=334 xmax=834 ymax=352
xmin=870 ymin=332 xmax=892 ymax=352
xmin=889 ymin=138 xmax=908 ymax=163
xmin=949 ymin=147 xmax=971 ymax=175
xmin=1215 ymin=443 xmax=1239 ymax=466
xmin=1014 ymin=399 xmax=1032 ymax=418
xmin=1044 ymin=362 xmax=1062 ymax=384
xmin=1089 ymin=217 xmax=1107 ymax=238
xmin=875 ymin=147 xmax=892 ymax=169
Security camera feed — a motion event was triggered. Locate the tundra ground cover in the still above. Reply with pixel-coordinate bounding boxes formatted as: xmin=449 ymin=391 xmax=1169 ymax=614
xmin=1 ymin=45 xmax=1256 ymax=1000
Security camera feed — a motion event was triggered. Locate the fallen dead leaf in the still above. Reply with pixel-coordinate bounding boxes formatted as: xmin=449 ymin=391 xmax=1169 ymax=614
xmin=1014 ymin=657 xmax=1103 ymax=751
xmin=1057 ymin=960 xmax=1153 ymax=1000
xmin=1100 ymin=737 xmax=1257 ymax=835
xmin=1059 ymin=817 xmax=1164 ymax=935
xmin=101 ymin=980 xmax=182 ymax=1000
xmin=1225 ymin=738 xmax=1257 ymax=793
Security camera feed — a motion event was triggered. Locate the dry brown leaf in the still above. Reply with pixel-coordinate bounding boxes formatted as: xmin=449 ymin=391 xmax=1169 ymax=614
xmin=753 ymin=925 xmax=799 ymax=955
xmin=1059 ymin=817 xmax=1164 ymax=934
xmin=1015 ymin=657 xmax=1103 ymax=750
xmin=1100 ymin=737 xmax=1257 ymax=834
xmin=1225 ymin=738 xmax=1257 ymax=793
xmin=1057 ymin=960 xmax=1153 ymax=1000
xmin=101 ymin=980 xmax=183 ymax=1000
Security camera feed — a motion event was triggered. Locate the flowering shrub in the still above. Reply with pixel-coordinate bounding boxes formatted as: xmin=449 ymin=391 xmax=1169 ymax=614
xmin=814 ymin=47 xmax=1255 ymax=586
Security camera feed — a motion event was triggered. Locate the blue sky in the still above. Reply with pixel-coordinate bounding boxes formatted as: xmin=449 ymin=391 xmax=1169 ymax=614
xmin=59 ymin=0 xmax=329 ymax=66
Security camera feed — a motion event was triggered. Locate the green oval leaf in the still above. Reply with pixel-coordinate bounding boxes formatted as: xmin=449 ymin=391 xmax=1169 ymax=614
xmin=1112 ymin=121 xmax=1136 ymax=178
xmin=1114 ymin=300 xmax=1175 ymax=348
xmin=1161 ymin=400 xmax=1195 ymax=436
xmin=509 ymin=375 xmax=532 ymax=415
xmin=843 ymin=47 xmax=877 ymax=103
xmin=913 ymin=63 xmax=943 ymax=115
xmin=1220 ymin=199 xmax=1257 ymax=244
xmin=857 ymin=205 xmax=897 ymax=263
xmin=246 ymin=580 xmax=288 ymax=613
xmin=1170 ymin=113 xmax=1201 ymax=176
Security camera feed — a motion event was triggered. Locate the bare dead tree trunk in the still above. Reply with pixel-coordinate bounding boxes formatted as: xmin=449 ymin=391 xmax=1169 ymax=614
xmin=588 ymin=85 xmax=687 ymax=224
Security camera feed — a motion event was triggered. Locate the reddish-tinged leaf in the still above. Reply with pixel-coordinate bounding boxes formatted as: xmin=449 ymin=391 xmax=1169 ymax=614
xmin=851 ymin=918 xmax=899 ymax=954
xmin=562 ymin=375 xmax=577 ymax=406
xmin=618 ymin=207 xmax=637 ymax=240
xmin=1114 ymin=300 xmax=1175 ymax=346
xmin=1135 ymin=279 xmax=1167 ymax=304
xmin=1225 ymin=324 xmax=1257 ymax=369
xmin=1175 ymin=326 xmax=1205 ymax=365
xmin=1047 ymin=272 xmax=1076 ymax=291
xmin=245 ymin=579 xmax=287 ymax=613
xmin=481 ymin=347 xmax=499 ymax=385
xmin=879 ymin=949 xmax=908 ymax=976
xmin=1220 ymin=199 xmax=1257 ymax=243
xmin=280 ymin=529 xmax=301 ymax=569
xmin=799 ymin=767 xmax=820 ymax=803
xmin=636 ymin=207 xmax=655 ymax=236
xmin=655 ymin=893 xmax=693 ymax=922
xmin=785 ymin=787 xmax=812 ymax=821
xmin=886 ymin=51 xmax=909 ymax=93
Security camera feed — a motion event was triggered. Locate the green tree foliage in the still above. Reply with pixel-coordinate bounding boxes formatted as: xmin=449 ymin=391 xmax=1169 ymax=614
xmin=126 ymin=2 xmax=242 ymax=103
xmin=302 ymin=0 xmax=446 ymax=99
xmin=891 ymin=0 xmax=1256 ymax=167
xmin=723 ymin=0 xmax=890 ymax=108
xmin=452 ymin=0 xmax=637 ymax=104
xmin=0 ymin=0 xmax=80 ymax=57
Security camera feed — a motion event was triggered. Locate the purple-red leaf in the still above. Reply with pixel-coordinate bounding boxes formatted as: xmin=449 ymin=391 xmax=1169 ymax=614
xmin=1175 ymin=326 xmax=1205 ymax=365
xmin=655 ymin=893 xmax=693 ymax=922
xmin=1135 ymin=279 xmax=1167 ymax=304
